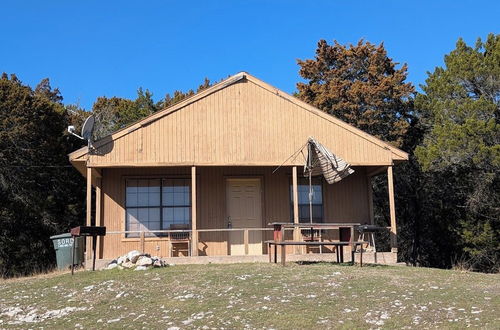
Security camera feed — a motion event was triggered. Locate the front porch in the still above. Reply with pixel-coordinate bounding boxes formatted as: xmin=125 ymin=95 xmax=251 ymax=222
xmin=88 ymin=251 xmax=399 ymax=270
xmin=83 ymin=165 xmax=398 ymax=263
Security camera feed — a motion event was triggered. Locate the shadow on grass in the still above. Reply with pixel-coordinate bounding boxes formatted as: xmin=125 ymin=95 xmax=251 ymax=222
xmin=294 ymin=261 xmax=389 ymax=268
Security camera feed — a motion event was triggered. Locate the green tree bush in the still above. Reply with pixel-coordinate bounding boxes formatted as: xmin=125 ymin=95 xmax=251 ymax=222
xmin=297 ymin=39 xmax=414 ymax=147
xmin=415 ymin=34 xmax=499 ymax=271
xmin=0 ymin=74 xmax=85 ymax=277
xmin=298 ymin=36 xmax=499 ymax=272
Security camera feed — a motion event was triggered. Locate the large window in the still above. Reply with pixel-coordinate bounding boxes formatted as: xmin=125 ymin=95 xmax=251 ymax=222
xmin=290 ymin=178 xmax=323 ymax=223
xmin=126 ymin=178 xmax=190 ymax=237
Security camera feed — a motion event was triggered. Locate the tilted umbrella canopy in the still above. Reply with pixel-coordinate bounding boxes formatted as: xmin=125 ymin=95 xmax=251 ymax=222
xmin=303 ymin=137 xmax=354 ymax=184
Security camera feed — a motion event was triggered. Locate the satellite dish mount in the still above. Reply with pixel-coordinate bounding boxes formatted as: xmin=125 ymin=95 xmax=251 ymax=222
xmin=67 ymin=115 xmax=95 ymax=149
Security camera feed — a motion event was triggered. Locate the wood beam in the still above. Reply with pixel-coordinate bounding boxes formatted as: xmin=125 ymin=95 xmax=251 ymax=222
xmin=86 ymin=167 xmax=92 ymax=261
xmin=191 ymin=166 xmax=198 ymax=256
xmin=84 ymin=161 xmax=394 ymax=168
xmin=292 ymin=166 xmax=300 ymax=254
xmin=244 ymin=229 xmax=249 ymax=255
xmin=95 ymin=177 xmax=103 ymax=259
xmin=387 ymin=165 xmax=397 ymax=252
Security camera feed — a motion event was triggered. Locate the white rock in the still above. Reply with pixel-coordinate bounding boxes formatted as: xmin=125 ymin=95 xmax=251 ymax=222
xmin=0 ymin=307 xmax=23 ymax=318
xmin=153 ymin=259 xmax=164 ymax=267
xmin=83 ymin=285 xmax=95 ymax=292
xmin=127 ymin=250 xmax=141 ymax=263
xmin=117 ymin=256 xmax=127 ymax=265
xmin=107 ymin=263 xmax=118 ymax=270
xmin=136 ymin=256 xmax=153 ymax=266
xmin=122 ymin=261 xmax=135 ymax=269
xmin=135 ymin=266 xmax=148 ymax=271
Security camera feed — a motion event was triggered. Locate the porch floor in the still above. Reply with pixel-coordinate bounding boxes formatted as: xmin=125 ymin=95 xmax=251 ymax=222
xmin=88 ymin=251 xmax=398 ymax=270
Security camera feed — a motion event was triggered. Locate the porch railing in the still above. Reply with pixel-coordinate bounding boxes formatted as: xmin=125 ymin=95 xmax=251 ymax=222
xmin=94 ymin=226 xmax=390 ymax=259
xmin=104 ymin=228 xmax=276 ymax=257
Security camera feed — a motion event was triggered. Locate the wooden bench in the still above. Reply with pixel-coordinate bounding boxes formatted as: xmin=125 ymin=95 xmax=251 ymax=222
xmin=265 ymin=240 xmax=367 ymax=266
xmin=168 ymin=224 xmax=191 ymax=257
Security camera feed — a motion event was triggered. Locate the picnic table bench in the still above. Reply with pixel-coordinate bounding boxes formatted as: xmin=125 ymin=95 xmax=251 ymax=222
xmin=268 ymin=222 xmax=367 ymax=266
xmin=266 ymin=240 xmax=367 ymax=266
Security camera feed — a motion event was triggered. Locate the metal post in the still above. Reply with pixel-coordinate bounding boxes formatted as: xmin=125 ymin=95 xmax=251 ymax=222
xmin=350 ymin=226 xmax=355 ymax=265
xmin=360 ymin=244 xmax=363 ymax=267
xmin=71 ymin=235 xmax=75 ymax=275
xmin=281 ymin=243 xmax=286 ymax=266
xmin=92 ymin=235 xmax=97 ymax=271
xmin=268 ymin=242 xmax=272 ymax=263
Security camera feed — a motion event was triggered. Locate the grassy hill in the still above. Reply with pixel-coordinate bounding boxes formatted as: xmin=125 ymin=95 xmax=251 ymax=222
xmin=0 ymin=262 xmax=498 ymax=329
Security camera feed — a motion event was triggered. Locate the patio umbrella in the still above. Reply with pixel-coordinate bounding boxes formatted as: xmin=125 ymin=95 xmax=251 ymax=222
xmin=303 ymin=137 xmax=354 ymax=184
xmin=303 ymin=137 xmax=354 ymax=223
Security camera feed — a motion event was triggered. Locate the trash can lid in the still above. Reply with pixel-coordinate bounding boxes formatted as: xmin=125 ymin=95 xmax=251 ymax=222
xmin=50 ymin=232 xmax=72 ymax=240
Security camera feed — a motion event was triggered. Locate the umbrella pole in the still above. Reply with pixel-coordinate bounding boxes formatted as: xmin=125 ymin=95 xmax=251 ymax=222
xmin=308 ymin=143 xmax=313 ymax=224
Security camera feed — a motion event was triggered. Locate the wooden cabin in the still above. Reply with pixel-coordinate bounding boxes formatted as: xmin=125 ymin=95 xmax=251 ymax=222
xmin=68 ymin=72 xmax=407 ymax=263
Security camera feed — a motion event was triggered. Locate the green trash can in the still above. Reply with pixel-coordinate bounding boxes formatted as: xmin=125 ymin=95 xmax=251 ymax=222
xmin=50 ymin=233 xmax=85 ymax=270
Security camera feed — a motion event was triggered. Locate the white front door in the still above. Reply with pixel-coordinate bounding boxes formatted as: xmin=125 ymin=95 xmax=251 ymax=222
xmin=226 ymin=178 xmax=263 ymax=255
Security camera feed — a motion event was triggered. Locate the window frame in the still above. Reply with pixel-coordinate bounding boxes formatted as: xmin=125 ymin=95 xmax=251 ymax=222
xmin=124 ymin=176 xmax=191 ymax=239
xmin=289 ymin=176 xmax=325 ymax=223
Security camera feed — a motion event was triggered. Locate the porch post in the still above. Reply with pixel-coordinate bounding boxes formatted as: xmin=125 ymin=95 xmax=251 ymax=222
xmin=86 ymin=167 xmax=92 ymax=262
xmin=387 ymin=165 xmax=397 ymax=252
xmin=95 ymin=176 xmax=103 ymax=258
xmin=191 ymin=166 xmax=198 ymax=256
xmin=292 ymin=166 xmax=300 ymax=253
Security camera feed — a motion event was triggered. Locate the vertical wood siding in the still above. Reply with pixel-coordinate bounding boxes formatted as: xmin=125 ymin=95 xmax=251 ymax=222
xmin=99 ymin=166 xmax=369 ymax=259
xmin=89 ymin=79 xmax=393 ymax=167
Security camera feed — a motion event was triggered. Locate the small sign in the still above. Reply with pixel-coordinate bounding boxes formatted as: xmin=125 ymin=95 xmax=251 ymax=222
xmin=57 ymin=238 xmax=74 ymax=248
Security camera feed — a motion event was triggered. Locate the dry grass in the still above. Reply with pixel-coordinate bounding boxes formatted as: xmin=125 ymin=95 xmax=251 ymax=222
xmin=0 ymin=262 xmax=499 ymax=329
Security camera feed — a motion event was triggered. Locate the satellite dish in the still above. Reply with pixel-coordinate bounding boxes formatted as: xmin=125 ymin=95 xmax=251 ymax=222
xmin=81 ymin=115 xmax=95 ymax=141
xmin=67 ymin=115 xmax=95 ymax=147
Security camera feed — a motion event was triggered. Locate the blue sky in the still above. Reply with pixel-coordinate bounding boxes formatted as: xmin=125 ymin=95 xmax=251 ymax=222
xmin=1 ymin=1 xmax=498 ymax=109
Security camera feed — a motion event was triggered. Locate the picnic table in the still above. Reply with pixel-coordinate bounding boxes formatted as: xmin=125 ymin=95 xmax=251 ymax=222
xmin=267 ymin=222 xmax=366 ymax=266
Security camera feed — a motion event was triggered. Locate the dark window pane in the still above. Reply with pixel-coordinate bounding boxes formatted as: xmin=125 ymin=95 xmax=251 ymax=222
xmin=163 ymin=208 xmax=174 ymax=228
xmin=148 ymin=180 xmax=161 ymax=206
xmin=162 ymin=179 xmax=190 ymax=207
xmin=162 ymin=207 xmax=190 ymax=228
xmin=126 ymin=179 xmax=161 ymax=207
xmin=290 ymin=178 xmax=323 ymax=223
xmin=126 ymin=207 xmax=161 ymax=237
xmin=126 ymin=192 xmax=138 ymax=207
